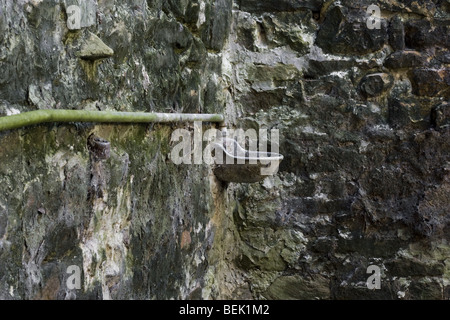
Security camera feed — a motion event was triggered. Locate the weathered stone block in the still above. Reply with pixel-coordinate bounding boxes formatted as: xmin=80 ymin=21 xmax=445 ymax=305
xmin=316 ymin=5 xmax=388 ymax=55
xmin=359 ymin=73 xmax=393 ymax=97
xmin=384 ymin=50 xmax=427 ymax=69
xmin=260 ymin=11 xmax=316 ymax=54
xmin=389 ymin=15 xmax=405 ymax=51
xmin=385 ymin=258 xmax=444 ymax=277
xmin=431 ymin=102 xmax=450 ymax=129
xmin=78 ymin=32 xmax=114 ymax=61
xmin=388 ymin=98 xmax=427 ymax=128
xmin=305 ymin=59 xmax=355 ymax=78
xmin=405 ymin=19 xmax=450 ymax=49
xmin=263 ymin=275 xmax=330 ymax=300
xmin=246 ymin=64 xmax=302 ymax=82
xmin=201 ymin=0 xmax=233 ymax=50
xmin=411 ymin=68 xmax=450 ymax=96
xmin=408 ymin=279 xmax=444 ymax=300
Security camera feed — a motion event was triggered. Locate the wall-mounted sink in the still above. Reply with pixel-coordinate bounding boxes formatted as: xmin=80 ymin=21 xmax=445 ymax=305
xmin=211 ymin=138 xmax=283 ymax=183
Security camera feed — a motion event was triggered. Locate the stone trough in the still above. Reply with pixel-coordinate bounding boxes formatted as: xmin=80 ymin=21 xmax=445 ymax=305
xmin=211 ymin=138 xmax=284 ymax=183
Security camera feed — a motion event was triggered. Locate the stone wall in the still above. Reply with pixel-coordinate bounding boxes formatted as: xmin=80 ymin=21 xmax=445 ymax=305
xmin=223 ymin=0 xmax=449 ymax=299
xmin=0 ymin=0 xmax=448 ymax=300
xmin=0 ymin=0 xmax=231 ymax=300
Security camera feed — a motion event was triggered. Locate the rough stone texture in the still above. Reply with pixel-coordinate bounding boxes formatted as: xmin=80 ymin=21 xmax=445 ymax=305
xmin=388 ymin=15 xmax=405 ymax=52
xmin=78 ymin=32 xmax=114 ymax=61
xmin=411 ymin=68 xmax=450 ymax=97
xmin=315 ymin=3 xmax=388 ymax=55
xmin=359 ymin=73 xmax=393 ymax=97
xmin=0 ymin=0 xmax=449 ymax=300
xmin=384 ymin=50 xmax=427 ymax=69
xmin=220 ymin=0 xmax=450 ymax=300
xmin=0 ymin=0 xmax=229 ymax=300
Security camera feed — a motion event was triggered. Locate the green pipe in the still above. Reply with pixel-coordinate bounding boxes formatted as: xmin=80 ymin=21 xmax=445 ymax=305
xmin=0 ymin=110 xmax=225 ymax=132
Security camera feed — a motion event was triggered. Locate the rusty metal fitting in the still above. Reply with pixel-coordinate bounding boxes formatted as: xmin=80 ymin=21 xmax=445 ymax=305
xmin=87 ymin=134 xmax=110 ymax=160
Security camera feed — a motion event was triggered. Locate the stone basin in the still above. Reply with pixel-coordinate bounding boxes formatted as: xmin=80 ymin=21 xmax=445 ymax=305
xmin=211 ymin=138 xmax=284 ymax=183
